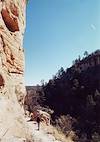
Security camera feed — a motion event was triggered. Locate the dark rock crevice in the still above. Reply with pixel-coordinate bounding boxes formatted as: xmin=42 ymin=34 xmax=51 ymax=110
xmin=0 ymin=74 xmax=4 ymax=89
xmin=1 ymin=8 xmax=19 ymax=32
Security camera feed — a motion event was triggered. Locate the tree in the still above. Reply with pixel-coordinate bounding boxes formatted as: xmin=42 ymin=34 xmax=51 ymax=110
xmin=78 ymin=55 xmax=81 ymax=61
xmin=40 ymin=79 xmax=45 ymax=86
xmin=84 ymin=51 xmax=88 ymax=57
xmin=56 ymin=67 xmax=65 ymax=78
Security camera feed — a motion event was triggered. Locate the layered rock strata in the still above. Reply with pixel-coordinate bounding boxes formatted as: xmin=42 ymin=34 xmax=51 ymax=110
xmin=0 ymin=0 xmax=30 ymax=141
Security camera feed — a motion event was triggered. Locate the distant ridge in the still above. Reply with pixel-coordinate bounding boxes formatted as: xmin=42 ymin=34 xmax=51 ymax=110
xmin=26 ymin=50 xmax=100 ymax=141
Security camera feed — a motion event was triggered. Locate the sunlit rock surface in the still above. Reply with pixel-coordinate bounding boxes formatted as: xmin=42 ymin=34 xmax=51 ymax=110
xmin=0 ymin=0 xmax=30 ymax=141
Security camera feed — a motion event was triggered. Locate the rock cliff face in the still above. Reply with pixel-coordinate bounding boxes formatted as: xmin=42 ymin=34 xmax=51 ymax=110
xmin=73 ymin=50 xmax=100 ymax=72
xmin=0 ymin=0 xmax=26 ymax=103
xmin=0 ymin=0 xmax=29 ymax=141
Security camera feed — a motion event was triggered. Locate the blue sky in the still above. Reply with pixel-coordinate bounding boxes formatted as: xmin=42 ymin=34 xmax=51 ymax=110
xmin=24 ymin=0 xmax=100 ymax=85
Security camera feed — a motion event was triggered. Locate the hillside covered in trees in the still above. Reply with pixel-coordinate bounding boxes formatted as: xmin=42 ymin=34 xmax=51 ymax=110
xmin=26 ymin=50 xmax=100 ymax=142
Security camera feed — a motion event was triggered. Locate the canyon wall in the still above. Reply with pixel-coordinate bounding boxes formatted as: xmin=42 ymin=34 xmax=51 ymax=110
xmin=0 ymin=0 xmax=30 ymax=141
xmin=73 ymin=51 xmax=100 ymax=72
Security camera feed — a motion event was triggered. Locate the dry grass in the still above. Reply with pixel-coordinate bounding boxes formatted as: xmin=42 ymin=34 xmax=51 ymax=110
xmin=41 ymin=123 xmax=74 ymax=142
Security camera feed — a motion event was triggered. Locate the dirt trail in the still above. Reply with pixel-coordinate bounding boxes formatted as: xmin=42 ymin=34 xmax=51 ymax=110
xmin=26 ymin=117 xmax=63 ymax=142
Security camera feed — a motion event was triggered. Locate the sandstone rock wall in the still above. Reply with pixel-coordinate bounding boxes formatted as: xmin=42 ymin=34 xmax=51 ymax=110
xmin=0 ymin=0 xmax=30 ymax=141
xmin=0 ymin=0 xmax=26 ymax=103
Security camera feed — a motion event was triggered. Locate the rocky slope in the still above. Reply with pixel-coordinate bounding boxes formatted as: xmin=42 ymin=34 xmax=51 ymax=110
xmin=0 ymin=0 xmax=31 ymax=141
xmin=26 ymin=50 xmax=100 ymax=141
